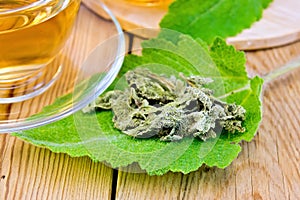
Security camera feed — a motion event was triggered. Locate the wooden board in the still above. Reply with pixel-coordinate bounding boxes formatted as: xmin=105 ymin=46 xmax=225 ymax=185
xmin=83 ymin=0 xmax=300 ymax=50
xmin=1 ymin=4 xmax=300 ymax=199
xmin=0 ymin=5 xmax=117 ymax=199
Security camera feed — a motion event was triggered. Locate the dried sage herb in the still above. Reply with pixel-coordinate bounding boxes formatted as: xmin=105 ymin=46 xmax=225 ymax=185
xmin=83 ymin=68 xmax=246 ymax=142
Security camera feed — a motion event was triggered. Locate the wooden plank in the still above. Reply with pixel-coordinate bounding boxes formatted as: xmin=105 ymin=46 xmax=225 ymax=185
xmin=83 ymin=0 xmax=300 ymax=50
xmin=0 ymin=135 xmax=114 ymax=200
xmin=115 ymin=38 xmax=300 ymax=199
xmin=0 ymin=4 xmax=131 ymax=200
xmin=1 ymin=3 xmax=300 ymax=199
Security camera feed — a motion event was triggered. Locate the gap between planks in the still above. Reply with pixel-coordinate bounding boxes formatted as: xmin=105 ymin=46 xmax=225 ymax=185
xmin=113 ymin=34 xmax=300 ymax=200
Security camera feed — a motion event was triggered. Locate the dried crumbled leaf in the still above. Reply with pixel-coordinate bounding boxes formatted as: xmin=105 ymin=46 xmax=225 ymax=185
xmin=87 ymin=68 xmax=246 ymax=142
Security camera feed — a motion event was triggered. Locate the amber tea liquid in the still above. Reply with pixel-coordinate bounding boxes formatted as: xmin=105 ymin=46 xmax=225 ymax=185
xmin=121 ymin=0 xmax=173 ymax=7
xmin=0 ymin=0 xmax=80 ymax=82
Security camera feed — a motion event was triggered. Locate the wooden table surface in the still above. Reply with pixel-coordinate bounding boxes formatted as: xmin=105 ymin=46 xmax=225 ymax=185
xmin=1 ymin=4 xmax=300 ymax=200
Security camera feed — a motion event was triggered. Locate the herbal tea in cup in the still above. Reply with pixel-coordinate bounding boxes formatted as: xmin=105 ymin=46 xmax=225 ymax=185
xmin=0 ymin=0 xmax=81 ymax=103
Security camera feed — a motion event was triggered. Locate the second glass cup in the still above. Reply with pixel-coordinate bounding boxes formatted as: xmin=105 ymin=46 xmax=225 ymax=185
xmin=118 ymin=0 xmax=173 ymax=7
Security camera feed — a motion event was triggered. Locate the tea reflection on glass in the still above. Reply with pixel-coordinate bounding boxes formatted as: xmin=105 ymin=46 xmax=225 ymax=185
xmin=122 ymin=0 xmax=173 ymax=7
xmin=0 ymin=0 xmax=81 ymax=103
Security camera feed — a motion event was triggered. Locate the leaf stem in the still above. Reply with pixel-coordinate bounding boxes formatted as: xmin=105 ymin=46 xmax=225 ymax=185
xmin=262 ymin=56 xmax=300 ymax=84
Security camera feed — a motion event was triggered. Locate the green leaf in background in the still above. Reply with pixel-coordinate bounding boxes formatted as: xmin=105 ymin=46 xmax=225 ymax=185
xmin=13 ymin=35 xmax=263 ymax=175
xmin=160 ymin=0 xmax=273 ymax=44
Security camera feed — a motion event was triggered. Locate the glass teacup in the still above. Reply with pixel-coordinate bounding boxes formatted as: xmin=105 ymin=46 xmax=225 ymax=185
xmin=0 ymin=0 xmax=81 ymax=103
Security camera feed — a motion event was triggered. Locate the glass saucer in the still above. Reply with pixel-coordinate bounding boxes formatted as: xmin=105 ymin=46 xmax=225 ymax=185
xmin=0 ymin=2 xmax=125 ymax=133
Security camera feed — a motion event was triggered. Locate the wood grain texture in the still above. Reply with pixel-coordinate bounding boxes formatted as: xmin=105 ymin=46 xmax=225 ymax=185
xmin=114 ymin=39 xmax=300 ymax=200
xmin=0 ymin=5 xmax=126 ymax=200
xmin=0 ymin=136 xmax=114 ymax=200
xmin=83 ymin=0 xmax=300 ymax=50
xmin=1 ymin=3 xmax=300 ymax=200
